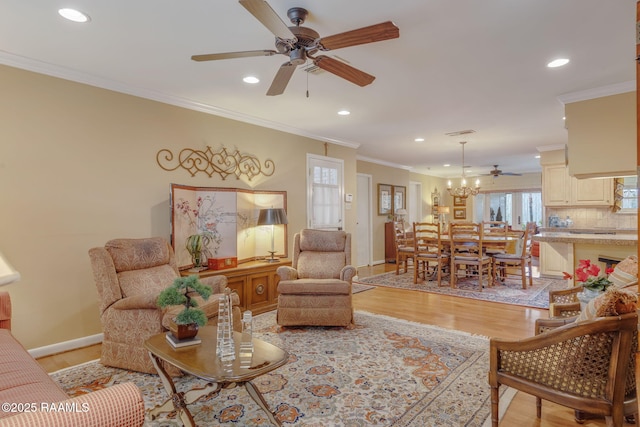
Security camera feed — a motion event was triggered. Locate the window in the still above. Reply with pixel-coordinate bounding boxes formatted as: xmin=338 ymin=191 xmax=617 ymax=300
xmin=307 ymin=155 xmax=344 ymax=230
xmin=473 ymin=191 xmax=542 ymax=228
xmin=620 ymin=176 xmax=637 ymax=212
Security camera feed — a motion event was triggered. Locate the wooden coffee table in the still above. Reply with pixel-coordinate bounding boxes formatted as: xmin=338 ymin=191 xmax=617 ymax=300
xmin=144 ymin=325 xmax=288 ymax=426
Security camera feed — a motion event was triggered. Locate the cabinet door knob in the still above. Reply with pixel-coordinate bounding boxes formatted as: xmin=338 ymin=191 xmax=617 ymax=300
xmin=255 ymin=284 xmax=265 ymax=295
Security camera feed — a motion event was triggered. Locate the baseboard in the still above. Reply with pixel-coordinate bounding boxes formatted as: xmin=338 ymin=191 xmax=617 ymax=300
xmin=28 ymin=333 xmax=103 ymax=359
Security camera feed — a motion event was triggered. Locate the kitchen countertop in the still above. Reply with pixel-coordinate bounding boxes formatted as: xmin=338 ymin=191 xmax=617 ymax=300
xmin=533 ymin=231 xmax=638 ymax=246
xmin=538 ymin=227 xmax=637 ymax=234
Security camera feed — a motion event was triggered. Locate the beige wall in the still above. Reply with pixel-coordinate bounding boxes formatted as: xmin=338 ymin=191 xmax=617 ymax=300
xmin=0 ymin=64 xmax=358 ymax=349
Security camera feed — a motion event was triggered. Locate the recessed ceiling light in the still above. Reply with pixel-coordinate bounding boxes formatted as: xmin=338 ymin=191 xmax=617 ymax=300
xmin=414 ymin=138 xmax=425 ymax=142
xmin=243 ymin=76 xmax=259 ymax=84
xmin=58 ymin=8 xmax=90 ymax=23
xmin=443 ymin=164 xmax=451 ymax=167
xmin=337 ymin=110 xmax=350 ymax=116
xmin=535 ymin=155 xmax=541 ymax=159
xmin=547 ymin=58 xmax=569 ymax=68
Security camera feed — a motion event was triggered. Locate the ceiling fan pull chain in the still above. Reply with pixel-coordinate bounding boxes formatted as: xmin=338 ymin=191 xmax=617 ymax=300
xmin=306 ymin=60 xmax=310 ymax=98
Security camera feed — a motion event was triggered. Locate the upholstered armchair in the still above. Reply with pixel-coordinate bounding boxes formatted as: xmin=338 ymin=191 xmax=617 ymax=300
xmin=489 ymin=312 xmax=638 ymax=427
xmin=276 ymin=229 xmax=356 ymax=327
xmin=89 ymin=237 xmax=241 ymax=374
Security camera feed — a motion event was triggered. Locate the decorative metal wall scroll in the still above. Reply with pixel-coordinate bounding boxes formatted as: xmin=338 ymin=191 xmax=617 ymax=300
xmin=156 ymin=146 xmax=275 ymax=180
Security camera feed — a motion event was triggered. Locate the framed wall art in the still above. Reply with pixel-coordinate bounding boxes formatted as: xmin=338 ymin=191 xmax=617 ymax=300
xmin=393 ymin=185 xmax=406 ymax=213
xmin=453 ymin=196 xmax=466 ymax=207
xmin=453 ymin=208 xmax=467 ymax=220
xmin=378 ymin=184 xmax=392 ymax=216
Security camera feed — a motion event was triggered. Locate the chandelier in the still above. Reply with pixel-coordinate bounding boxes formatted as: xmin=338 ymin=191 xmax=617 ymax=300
xmin=447 ymin=141 xmax=480 ymax=198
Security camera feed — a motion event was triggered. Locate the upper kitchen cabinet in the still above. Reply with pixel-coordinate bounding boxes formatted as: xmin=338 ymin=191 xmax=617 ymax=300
xmin=563 ymin=90 xmax=636 ymax=179
xmin=543 ymin=162 xmax=613 ymax=206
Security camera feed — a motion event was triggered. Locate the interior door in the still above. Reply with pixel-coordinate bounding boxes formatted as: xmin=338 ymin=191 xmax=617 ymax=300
xmin=356 ymin=173 xmax=373 ymax=267
xmin=307 ymin=154 xmax=344 ymax=230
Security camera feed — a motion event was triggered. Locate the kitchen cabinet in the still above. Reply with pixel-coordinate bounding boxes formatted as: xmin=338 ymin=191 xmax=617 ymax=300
xmin=543 ymin=164 xmax=571 ymax=206
xmin=182 ymin=259 xmax=291 ymax=315
xmin=543 ymin=164 xmax=613 ymax=206
xmin=539 ymin=241 xmax=572 ymax=278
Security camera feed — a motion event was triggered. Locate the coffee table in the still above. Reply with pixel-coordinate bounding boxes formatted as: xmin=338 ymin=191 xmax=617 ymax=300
xmin=144 ymin=325 xmax=288 ymax=426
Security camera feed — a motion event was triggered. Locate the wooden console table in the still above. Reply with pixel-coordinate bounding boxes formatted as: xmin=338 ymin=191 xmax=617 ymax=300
xmin=181 ymin=259 xmax=291 ymax=315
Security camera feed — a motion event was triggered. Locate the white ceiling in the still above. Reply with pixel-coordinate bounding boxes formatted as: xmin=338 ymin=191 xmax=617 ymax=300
xmin=0 ymin=0 xmax=635 ymax=178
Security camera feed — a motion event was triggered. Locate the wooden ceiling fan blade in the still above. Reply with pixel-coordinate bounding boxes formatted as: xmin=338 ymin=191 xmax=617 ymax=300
xmin=318 ymin=21 xmax=399 ymax=51
xmin=266 ymin=62 xmax=297 ymax=96
xmin=313 ymin=55 xmax=375 ymax=87
xmin=191 ymin=50 xmax=278 ymax=61
xmin=502 ymin=172 xmax=522 ymax=176
xmin=239 ymin=0 xmax=296 ymax=41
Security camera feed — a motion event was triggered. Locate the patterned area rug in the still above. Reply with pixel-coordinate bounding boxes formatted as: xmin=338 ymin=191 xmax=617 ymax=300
xmin=51 ymin=311 xmax=514 ymax=426
xmin=356 ymin=271 xmax=568 ymax=309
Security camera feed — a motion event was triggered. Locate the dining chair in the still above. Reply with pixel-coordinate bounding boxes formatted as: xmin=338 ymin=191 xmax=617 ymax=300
xmin=492 ymin=222 xmax=536 ymax=288
xmin=413 ymin=222 xmax=449 ymax=286
xmin=393 ymin=220 xmax=415 ymax=275
xmin=449 ymin=222 xmax=493 ymax=291
xmin=482 ymin=221 xmax=508 ymax=256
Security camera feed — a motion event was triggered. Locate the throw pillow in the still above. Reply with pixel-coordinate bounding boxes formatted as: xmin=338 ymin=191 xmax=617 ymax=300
xmin=575 ymin=288 xmax=638 ymax=323
xmin=608 ymin=255 xmax=638 ymax=289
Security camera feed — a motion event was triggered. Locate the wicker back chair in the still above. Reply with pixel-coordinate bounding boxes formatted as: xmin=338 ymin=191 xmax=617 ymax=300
xmin=489 ymin=312 xmax=638 ymax=427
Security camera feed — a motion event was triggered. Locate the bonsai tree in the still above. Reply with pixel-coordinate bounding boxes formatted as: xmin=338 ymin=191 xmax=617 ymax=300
xmin=157 ymin=275 xmax=212 ymax=326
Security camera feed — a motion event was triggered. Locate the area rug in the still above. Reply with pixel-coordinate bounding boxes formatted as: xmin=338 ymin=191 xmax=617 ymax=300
xmin=355 ymin=271 xmax=568 ymax=309
xmin=51 ymin=311 xmax=514 ymax=426
xmin=352 ymin=282 xmax=375 ymax=294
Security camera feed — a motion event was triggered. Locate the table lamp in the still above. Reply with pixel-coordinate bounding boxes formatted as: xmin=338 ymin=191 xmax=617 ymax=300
xmin=0 ymin=252 xmax=20 ymax=286
xmin=437 ymin=206 xmax=450 ymax=230
xmin=257 ymin=208 xmax=288 ymax=263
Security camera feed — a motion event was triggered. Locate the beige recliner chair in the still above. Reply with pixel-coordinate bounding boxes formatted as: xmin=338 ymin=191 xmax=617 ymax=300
xmin=89 ymin=237 xmax=241 ymax=374
xmin=276 ymin=229 xmax=356 ymax=327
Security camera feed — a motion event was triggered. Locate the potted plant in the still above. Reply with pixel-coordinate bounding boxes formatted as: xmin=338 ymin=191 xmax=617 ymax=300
xmin=157 ymin=275 xmax=212 ymax=340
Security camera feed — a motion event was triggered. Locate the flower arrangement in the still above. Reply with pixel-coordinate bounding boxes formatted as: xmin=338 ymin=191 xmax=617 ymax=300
xmin=563 ymin=259 xmax=614 ymax=292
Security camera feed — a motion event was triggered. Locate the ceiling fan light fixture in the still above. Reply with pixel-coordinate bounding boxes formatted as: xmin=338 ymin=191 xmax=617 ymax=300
xmin=547 ymin=58 xmax=569 ymax=68
xmin=58 ymin=8 xmax=90 ymax=23
xmin=243 ymin=76 xmax=260 ymax=84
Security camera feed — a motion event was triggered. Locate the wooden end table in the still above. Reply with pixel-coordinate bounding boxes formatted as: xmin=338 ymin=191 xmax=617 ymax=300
xmin=144 ymin=326 xmax=288 ymax=426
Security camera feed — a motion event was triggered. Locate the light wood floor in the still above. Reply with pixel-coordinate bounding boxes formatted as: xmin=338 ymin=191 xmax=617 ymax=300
xmin=37 ymin=263 xmax=619 ymax=426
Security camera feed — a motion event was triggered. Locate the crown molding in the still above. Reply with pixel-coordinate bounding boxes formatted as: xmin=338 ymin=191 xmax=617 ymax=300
xmin=356 ymin=155 xmax=412 ymax=170
xmin=557 ymin=80 xmax=635 ymax=104
xmin=0 ymin=50 xmax=360 ymax=150
xmin=536 ymin=144 xmax=566 ymax=152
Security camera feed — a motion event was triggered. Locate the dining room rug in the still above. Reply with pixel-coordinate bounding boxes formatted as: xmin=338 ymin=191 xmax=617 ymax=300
xmin=355 ymin=271 xmax=568 ymax=309
xmin=51 ymin=311 xmax=514 ymax=426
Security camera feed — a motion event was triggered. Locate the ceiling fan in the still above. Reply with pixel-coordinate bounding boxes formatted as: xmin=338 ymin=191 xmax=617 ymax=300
xmin=191 ymin=0 xmax=399 ymax=96
xmin=483 ymin=165 xmax=522 ymax=177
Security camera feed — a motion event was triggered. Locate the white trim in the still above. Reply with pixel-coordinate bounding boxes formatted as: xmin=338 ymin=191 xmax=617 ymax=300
xmin=28 ymin=333 xmax=103 ymax=359
xmin=356 ymin=155 xmax=412 ymax=171
xmin=0 ymin=51 xmax=359 ymax=150
xmin=557 ymin=80 xmax=635 ymax=104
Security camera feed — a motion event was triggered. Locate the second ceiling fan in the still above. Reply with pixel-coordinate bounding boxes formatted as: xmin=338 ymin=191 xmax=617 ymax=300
xmin=191 ymin=0 xmax=400 ymax=96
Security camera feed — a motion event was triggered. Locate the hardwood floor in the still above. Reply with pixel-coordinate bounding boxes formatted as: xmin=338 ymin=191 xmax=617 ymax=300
xmin=37 ymin=263 xmax=616 ymax=426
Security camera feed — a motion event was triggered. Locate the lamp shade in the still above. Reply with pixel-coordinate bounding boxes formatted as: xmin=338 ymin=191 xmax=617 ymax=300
xmin=437 ymin=206 xmax=450 ymax=214
xmin=0 ymin=252 xmax=20 ymax=286
xmin=396 ymin=208 xmax=408 ymax=216
xmin=257 ymin=208 xmax=288 ymax=226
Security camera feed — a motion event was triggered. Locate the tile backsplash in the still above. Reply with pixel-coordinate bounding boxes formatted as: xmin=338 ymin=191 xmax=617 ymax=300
xmin=546 ymin=207 xmax=637 ymax=229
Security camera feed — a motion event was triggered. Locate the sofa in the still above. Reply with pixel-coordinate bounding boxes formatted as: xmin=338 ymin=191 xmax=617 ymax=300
xmin=0 ymin=292 xmax=146 ymax=427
